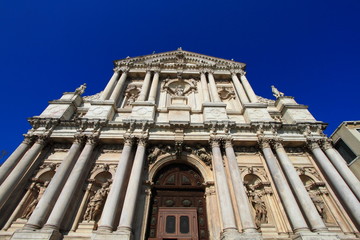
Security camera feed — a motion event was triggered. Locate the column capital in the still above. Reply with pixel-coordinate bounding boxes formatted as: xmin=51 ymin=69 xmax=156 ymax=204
xmin=306 ymin=138 xmax=321 ymax=150
xmin=73 ymin=134 xmax=86 ymax=144
xmin=86 ymin=135 xmax=99 ymax=145
xmin=35 ymin=135 xmax=48 ymax=145
xmin=22 ymin=134 xmax=34 ymax=145
xmin=209 ymin=136 xmax=222 ymax=148
xmin=137 ymin=136 xmax=148 ymax=147
xmin=258 ymin=137 xmax=272 ymax=149
xmin=239 ymin=70 xmax=247 ymax=76
xmin=271 ymin=139 xmax=284 ymax=150
xmin=229 ymin=69 xmax=241 ymax=75
xmin=123 ymin=135 xmax=135 ymax=146
xmin=321 ymin=139 xmax=333 ymax=151
xmin=119 ymin=66 xmax=130 ymax=73
xmin=224 ymin=136 xmax=233 ymax=148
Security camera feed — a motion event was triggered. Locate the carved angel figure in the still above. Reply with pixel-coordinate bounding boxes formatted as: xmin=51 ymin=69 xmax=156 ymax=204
xmin=271 ymin=85 xmax=284 ymax=98
xmin=22 ymin=181 xmax=49 ymax=219
xmin=148 ymin=145 xmax=171 ymax=163
xmin=193 ymin=145 xmax=212 ymax=166
xmin=84 ymin=182 xmax=110 ymax=222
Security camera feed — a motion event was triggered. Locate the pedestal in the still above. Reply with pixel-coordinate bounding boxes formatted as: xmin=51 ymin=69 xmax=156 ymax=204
xmin=292 ymin=232 xmax=339 ymax=240
xmin=11 ymin=229 xmax=62 ymax=240
xmin=92 ymin=230 xmax=132 ymax=240
xmin=84 ymin=101 xmax=115 ymax=120
xmin=275 ymin=97 xmax=316 ymax=123
xmin=203 ymin=102 xmax=228 ymax=123
xmin=243 ymin=103 xmax=273 ymax=122
xmin=168 ymin=96 xmax=190 ymax=125
xmin=128 ymin=102 xmax=156 ymax=121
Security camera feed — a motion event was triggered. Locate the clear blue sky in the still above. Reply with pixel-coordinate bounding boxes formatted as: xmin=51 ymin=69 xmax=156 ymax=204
xmin=0 ymin=0 xmax=359 ymax=163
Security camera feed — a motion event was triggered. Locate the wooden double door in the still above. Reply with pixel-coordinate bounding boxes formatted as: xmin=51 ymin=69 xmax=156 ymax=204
xmin=147 ymin=164 xmax=208 ymax=240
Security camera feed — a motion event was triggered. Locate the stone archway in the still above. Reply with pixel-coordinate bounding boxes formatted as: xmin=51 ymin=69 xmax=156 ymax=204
xmin=147 ymin=163 xmax=209 ymax=240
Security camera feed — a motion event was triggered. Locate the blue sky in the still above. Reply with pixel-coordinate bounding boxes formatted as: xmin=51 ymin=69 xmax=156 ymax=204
xmin=0 ymin=0 xmax=359 ymax=163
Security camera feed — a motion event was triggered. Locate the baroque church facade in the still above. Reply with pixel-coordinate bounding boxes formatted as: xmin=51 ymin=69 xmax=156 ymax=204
xmin=0 ymin=50 xmax=359 ymax=240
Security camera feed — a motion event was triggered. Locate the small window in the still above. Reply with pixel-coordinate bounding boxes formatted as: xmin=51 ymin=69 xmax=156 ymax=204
xmin=180 ymin=216 xmax=190 ymax=233
xmin=166 ymin=216 xmax=176 ymax=233
xmin=334 ymin=138 xmax=356 ymax=164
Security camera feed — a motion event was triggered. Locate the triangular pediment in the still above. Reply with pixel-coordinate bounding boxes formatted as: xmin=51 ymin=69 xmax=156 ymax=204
xmin=114 ymin=49 xmax=245 ymax=71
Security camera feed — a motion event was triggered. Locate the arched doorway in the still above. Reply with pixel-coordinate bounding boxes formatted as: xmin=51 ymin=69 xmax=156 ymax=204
xmin=147 ymin=163 xmax=208 ymax=240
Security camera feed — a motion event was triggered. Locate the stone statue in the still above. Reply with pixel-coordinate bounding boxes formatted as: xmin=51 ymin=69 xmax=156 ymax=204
xmin=250 ymin=193 xmax=268 ymax=228
xmin=193 ymin=145 xmax=212 ymax=166
xmin=271 ymin=85 xmax=284 ymax=98
xmin=125 ymin=92 xmax=139 ymax=106
xmin=148 ymin=145 xmax=172 ymax=163
xmin=75 ymin=83 xmax=87 ymax=95
xmin=21 ymin=181 xmax=49 ymax=219
xmin=309 ymin=191 xmax=328 ymax=222
xmin=175 ymin=85 xmax=184 ymax=96
xmin=84 ymin=182 xmax=110 ymax=222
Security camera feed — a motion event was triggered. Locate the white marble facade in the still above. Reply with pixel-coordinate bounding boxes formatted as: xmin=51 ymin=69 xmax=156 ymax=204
xmin=0 ymin=49 xmax=359 ymax=240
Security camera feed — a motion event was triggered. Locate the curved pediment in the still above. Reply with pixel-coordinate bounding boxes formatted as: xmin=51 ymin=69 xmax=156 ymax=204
xmin=113 ymin=49 xmax=246 ymax=72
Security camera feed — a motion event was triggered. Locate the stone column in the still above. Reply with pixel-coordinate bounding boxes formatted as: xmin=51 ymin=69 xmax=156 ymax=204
xmin=239 ymin=71 xmax=258 ymax=103
xmin=308 ymin=140 xmax=360 ymax=226
xmin=322 ymin=140 xmax=360 ymax=200
xmin=100 ymin=69 xmax=120 ymax=100
xmin=109 ymin=68 xmax=129 ymax=104
xmin=0 ymin=135 xmax=47 ymax=209
xmin=0 ymin=134 xmax=33 ymax=185
xmin=207 ymin=72 xmax=221 ymax=102
xmin=98 ymin=136 xmax=135 ymax=232
xmin=230 ymin=71 xmax=250 ymax=105
xmin=210 ymin=137 xmax=240 ymax=238
xmin=71 ymin=179 xmax=94 ymax=231
xmin=147 ymin=71 xmax=160 ymax=103
xmin=200 ymin=71 xmax=210 ymax=102
xmin=43 ymin=135 xmax=98 ymax=230
xmin=224 ymin=139 xmax=258 ymax=233
xmin=259 ymin=139 xmax=309 ymax=232
xmin=137 ymin=71 xmax=152 ymax=101
xmin=24 ymin=135 xmax=85 ymax=230
xmin=272 ymin=141 xmax=327 ymax=232
xmin=117 ymin=137 xmax=147 ymax=237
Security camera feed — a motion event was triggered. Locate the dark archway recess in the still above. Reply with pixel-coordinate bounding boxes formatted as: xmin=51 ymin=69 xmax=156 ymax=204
xmin=147 ymin=163 xmax=209 ymax=240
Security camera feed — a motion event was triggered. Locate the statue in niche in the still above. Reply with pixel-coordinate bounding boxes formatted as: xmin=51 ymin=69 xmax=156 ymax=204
xmin=21 ymin=181 xmax=49 ymax=219
xmin=124 ymin=86 xmax=140 ymax=107
xmin=271 ymin=85 xmax=284 ymax=98
xmin=175 ymin=85 xmax=184 ymax=96
xmin=250 ymin=192 xmax=268 ymax=228
xmin=84 ymin=182 xmax=110 ymax=222
xmin=309 ymin=191 xmax=328 ymax=222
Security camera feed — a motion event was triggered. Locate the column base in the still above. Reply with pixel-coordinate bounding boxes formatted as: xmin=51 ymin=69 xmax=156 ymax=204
xmin=92 ymin=228 xmax=133 ymax=240
xmin=292 ymin=232 xmax=340 ymax=240
xmin=239 ymin=232 xmax=263 ymax=240
xmin=10 ymin=229 xmax=62 ymax=240
xmin=221 ymin=228 xmax=242 ymax=240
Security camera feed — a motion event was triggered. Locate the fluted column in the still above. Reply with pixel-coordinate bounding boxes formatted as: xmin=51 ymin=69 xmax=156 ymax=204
xmin=137 ymin=71 xmax=152 ymax=101
xmin=259 ymin=138 xmax=309 ymax=232
xmin=200 ymin=71 xmax=210 ymax=102
xmin=322 ymin=140 xmax=360 ymax=200
xmin=147 ymin=71 xmax=160 ymax=103
xmin=0 ymin=134 xmax=33 ymax=185
xmin=230 ymin=71 xmax=249 ymax=105
xmin=43 ymin=135 xmax=98 ymax=230
xmin=224 ymin=139 xmax=258 ymax=233
xmin=272 ymin=140 xmax=327 ymax=232
xmin=101 ymin=69 xmax=121 ymax=100
xmin=239 ymin=71 xmax=258 ymax=103
xmin=307 ymin=140 xmax=360 ymax=226
xmin=109 ymin=68 xmax=129 ymax=104
xmin=208 ymin=72 xmax=221 ymax=102
xmin=0 ymin=135 xmax=47 ymax=209
xmin=117 ymin=137 xmax=147 ymax=234
xmin=210 ymin=137 xmax=239 ymax=236
xmin=98 ymin=136 xmax=134 ymax=232
xmin=24 ymin=135 xmax=85 ymax=230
